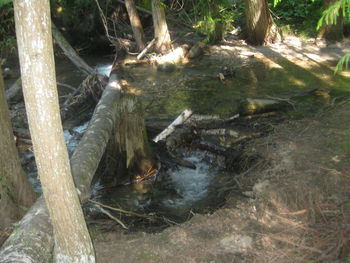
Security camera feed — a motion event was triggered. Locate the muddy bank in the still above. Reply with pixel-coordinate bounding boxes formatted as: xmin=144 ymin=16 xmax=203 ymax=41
xmin=92 ymin=101 xmax=350 ymax=263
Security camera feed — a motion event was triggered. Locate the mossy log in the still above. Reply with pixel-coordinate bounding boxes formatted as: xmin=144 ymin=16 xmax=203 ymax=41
xmin=239 ymin=98 xmax=287 ymax=115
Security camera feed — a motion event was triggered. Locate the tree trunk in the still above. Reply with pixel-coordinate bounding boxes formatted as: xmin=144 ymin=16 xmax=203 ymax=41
xmin=125 ymin=0 xmax=146 ymax=51
xmin=0 ymin=80 xmax=122 ymax=262
xmin=318 ymin=0 xmax=344 ymax=42
xmin=13 ymin=0 xmax=95 ymax=262
xmin=151 ymin=0 xmax=172 ymax=53
xmin=244 ymin=0 xmax=280 ymax=45
xmin=0 ymin=68 xmax=36 ymax=238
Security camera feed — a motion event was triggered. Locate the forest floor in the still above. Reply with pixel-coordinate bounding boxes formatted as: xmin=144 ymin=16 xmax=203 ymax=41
xmin=91 ymin=36 xmax=350 ymax=263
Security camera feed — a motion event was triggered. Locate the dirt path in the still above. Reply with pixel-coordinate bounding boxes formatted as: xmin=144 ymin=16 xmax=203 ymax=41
xmin=92 ymin=38 xmax=350 ymax=263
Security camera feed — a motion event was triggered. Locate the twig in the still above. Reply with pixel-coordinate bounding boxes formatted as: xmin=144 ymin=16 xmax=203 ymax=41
xmin=89 ymin=199 xmax=155 ymax=221
xmin=266 ymin=95 xmax=296 ymax=110
xmin=94 ymin=0 xmax=120 ymax=46
xmin=93 ymin=203 xmax=128 ymax=229
xmin=57 ymin=82 xmax=77 ymax=91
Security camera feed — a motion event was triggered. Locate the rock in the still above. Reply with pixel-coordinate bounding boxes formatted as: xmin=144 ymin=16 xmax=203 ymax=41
xmin=186 ymin=42 xmax=206 ymax=59
xmin=3 ymin=67 xmax=14 ymax=79
xmin=157 ymin=63 xmax=176 ymax=73
xmin=220 ymin=234 xmax=253 ymax=252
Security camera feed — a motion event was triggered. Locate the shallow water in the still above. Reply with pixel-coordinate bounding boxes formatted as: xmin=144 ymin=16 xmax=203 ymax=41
xmin=24 ymin=53 xmax=350 ymax=213
xmin=93 ymin=150 xmax=228 ymax=222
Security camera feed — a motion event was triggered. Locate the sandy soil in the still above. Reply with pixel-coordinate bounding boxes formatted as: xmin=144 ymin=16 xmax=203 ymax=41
xmin=92 ymin=38 xmax=350 ymax=263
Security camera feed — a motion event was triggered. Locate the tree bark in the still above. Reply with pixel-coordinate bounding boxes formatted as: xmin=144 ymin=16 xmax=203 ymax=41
xmin=151 ymin=0 xmax=172 ymax=53
xmin=13 ymin=0 xmax=95 ymax=262
xmin=71 ymin=73 xmax=122 ymax=201
xmin=0 ymin=197 xmax=53 ymax=263
xmin=318 ymin=0 xmax=344 ymax=42
xmin=125 ymin=0 xmax=146 ymax=51
xmin=0 ymin=68 xmax=36 ymax=236
xmin=244 ymin=0 xmax=280 ymax=45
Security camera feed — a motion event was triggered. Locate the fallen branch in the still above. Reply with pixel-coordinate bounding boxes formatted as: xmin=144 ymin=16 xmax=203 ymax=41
xmin=137 ymin=38 xmax=156 ymax=60
xmin=188 ymin=114 xmax=239 ymax=129
xmin=89 ymin=200 xmax=155 ymax=221
xmin=5 ymin=77 xmax=21 ymax=101
xmin=153 ymin=109 xmax=193 ymax=143
xmin=51 ymin=23 xmax=95 ymax=75
xmin=92 ymin=204 xmax=128 ymax=229
xmin=57 ymin=82 xmax=77 ymax=91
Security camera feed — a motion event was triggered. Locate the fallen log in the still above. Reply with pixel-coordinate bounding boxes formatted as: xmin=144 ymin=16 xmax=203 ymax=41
xmin=239 ymin=98 xmax=287 ymax=115
xmin=199 ymin=128 xmax=240 ymax=137
xmin=0 ymin=197 xmax=53 ymax=263
xmin=188 ymin=114 xmax=239 ymax=129
xmin=5 ymin=24 xmax=96 ymax=102
xmin=5 ymin=77 xmax=21 ymax=101
xmin=137 ymin=38 xmax=156 ymax=60
xmin=0 ymin=64 xmax=123 ymax=262
xmin=51 ymin=23 xmax=95 ymax=75
xmin=71 ymin=67 xmax=122 ymax=201
xmin=153 ymin=109 xmax=193 ymax=143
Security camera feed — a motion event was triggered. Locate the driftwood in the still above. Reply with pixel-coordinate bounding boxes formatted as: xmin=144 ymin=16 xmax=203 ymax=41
xmin=153 ymin=109 xmax=193 ymax=143
xmin=137 ymin=38 xmax=156 ymax=60
xmin=0 ymin=64 xmax=123 ymax=262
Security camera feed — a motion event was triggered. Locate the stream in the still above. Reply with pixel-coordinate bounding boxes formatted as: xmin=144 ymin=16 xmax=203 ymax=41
xmin=18 ymin=52 xmax=350 ymax=224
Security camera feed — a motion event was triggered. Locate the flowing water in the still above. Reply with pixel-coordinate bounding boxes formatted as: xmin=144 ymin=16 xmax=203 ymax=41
xmin=21 ymin=53 xmax=350 ymax=220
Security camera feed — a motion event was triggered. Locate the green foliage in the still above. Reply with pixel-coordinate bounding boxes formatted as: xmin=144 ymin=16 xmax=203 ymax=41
xmin=316 ymin=0 xmax=350 ymax=72
xmin=136 ymin=0 xmax=152 ymax=10
xmin=0 ymin=1 xmax=16 ymax=57
xmin=0 ymin=0 xmax=12 ymax=8
xmin=317 ymin=0 xmax=350 ymax=30
xmin=270 ymin=0 xmax=323 ymax=37
xmin=335 ymin=53 xmax=350 ymax=73
xmin=184 ymin=0 xmax=236 ymax=43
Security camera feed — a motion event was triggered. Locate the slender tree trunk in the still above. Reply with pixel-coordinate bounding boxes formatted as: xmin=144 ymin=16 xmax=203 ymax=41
xmin=0 ymin=67 xmax=36 ymax=236
xmin=151 ymin=0 xmax=172 ymax=53
xmin=318 ymin=0 xmax=344 ymax=42
xmin=13 ymin=0 xmax=95 ymax=262
xmin=125 ymin=0 xmax=146 ymax=51
xmin=244 ymin=0 xmax=280 ymax=45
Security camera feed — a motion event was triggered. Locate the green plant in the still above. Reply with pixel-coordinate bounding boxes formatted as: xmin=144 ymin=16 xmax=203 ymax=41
xmin=271 ymin=0 xmax=323 ymax=37
xmin=316 ymin=0 xmax=350 ymax=72
xmin=186 ymin=0 xmax=236 ymax=43
xmin=0 ymin=1 xmax=16 ymax=58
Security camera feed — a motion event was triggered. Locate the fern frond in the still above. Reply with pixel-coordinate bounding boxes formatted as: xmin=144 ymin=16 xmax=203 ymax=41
xmin=335 ymin=53 xmax=350 ymax=74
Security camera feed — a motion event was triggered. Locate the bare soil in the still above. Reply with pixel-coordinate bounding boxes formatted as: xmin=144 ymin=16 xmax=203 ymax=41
xmin=92 ymin=38 xmax=350 ymax=263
